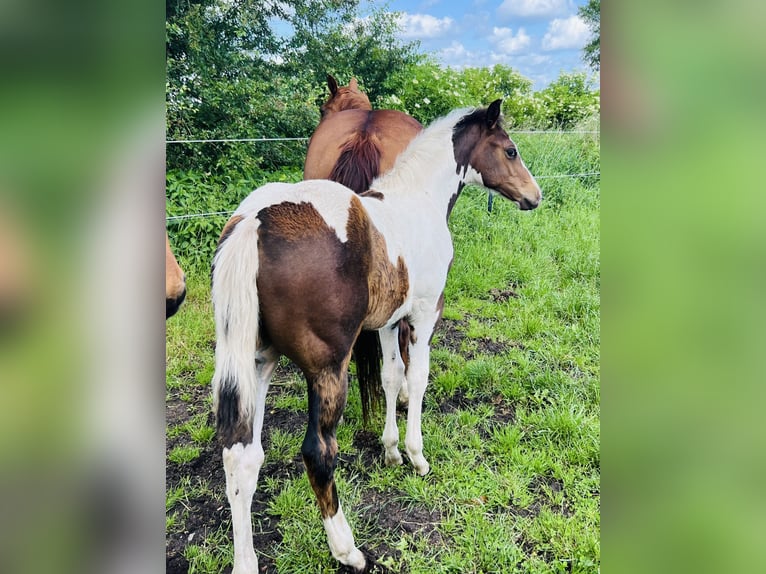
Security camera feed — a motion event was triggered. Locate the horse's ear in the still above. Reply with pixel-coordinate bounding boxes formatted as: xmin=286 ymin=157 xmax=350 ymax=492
xmin=349 ymin=77 xmax=359 ymax=91
xmin=327 ymin=74 xmax=338 ymax=96
xmin=486 ymin=99 xmax=503 ymax=129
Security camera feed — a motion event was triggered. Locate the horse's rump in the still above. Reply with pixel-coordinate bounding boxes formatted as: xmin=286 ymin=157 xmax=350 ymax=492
xmin=304 ymin=109 xmax=423 ymax=193
xmin=329 ymin=130 xmax=382 ymax=194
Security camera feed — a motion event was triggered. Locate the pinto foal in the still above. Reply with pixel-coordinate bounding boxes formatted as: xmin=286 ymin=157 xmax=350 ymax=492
xmin=211 ymin=101 xmax=541 ymax=573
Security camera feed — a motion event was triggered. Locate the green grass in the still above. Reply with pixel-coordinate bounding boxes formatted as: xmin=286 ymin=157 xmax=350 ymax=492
xmin=166 ymin=128 xmax=599 ymax=572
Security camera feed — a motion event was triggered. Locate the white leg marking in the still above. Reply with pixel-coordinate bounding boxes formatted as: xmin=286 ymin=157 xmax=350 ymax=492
xmin=223 ymin=442 xmax=263 ymax=574
xmin=379 ymin=327 xmax=404 ymax=466
xmin=224 ymin=357 xmax=274 ymax=574
xmin=404 ymin=338 xmax=432 ymax=475
xmin=322 ymin=504 xmax=366 ymax=570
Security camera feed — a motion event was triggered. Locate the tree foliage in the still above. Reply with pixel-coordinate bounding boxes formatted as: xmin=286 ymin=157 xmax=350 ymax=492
xmin=579 ymin=0 xmax=600 ymax=72
xmin=166 ymin=0 xmax=600 ymax=178
xmin=166 ymin=0 xmax=421 ymax=174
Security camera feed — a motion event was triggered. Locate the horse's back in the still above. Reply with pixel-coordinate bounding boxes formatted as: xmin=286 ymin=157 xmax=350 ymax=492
xmin=304 ymin=109 xmax=423 ymax=184
xmin=366 ymin=110 xmax=423 ymax=173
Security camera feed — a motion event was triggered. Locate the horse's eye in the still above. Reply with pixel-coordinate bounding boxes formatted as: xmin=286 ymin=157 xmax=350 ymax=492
xmin=505 ymin=147 xmax=517 ymax=159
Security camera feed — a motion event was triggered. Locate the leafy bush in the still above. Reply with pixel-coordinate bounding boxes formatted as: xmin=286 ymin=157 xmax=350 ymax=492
xmin=377 ymin=63 xmax=598 ymax=130
xmin=530 ymin=72 xmax=600 ymax=129
xmin=166 ymin=167 xmax=303 ymax=271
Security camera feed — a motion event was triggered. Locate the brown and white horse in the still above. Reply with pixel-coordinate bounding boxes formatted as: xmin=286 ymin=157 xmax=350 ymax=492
xmin=211 ymin=101 xmax=541 ymax=573
xmin=165 ymin=231 xmax=186 ymax=318
xmin=304 ymin=75 xmax=423 ymax=194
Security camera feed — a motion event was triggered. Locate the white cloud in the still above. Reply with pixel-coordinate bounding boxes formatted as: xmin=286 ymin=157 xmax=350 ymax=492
xmin=436 ymin=41 xmax=483 ymax=69
xmin=490 ymin=27 xmax=531 ymax=54
xmin=497 ymin=0 xmax=572 ymax=20
xmin=397 ymin=13 xmax=455 ymax=39
xmin=542 ymin=15 xmax=590 ymax=50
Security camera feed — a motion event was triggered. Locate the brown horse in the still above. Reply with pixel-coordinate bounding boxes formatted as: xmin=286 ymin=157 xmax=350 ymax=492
xmin=319 ymin=74 xmax=371 ymax=116
xmin=166 ymin=231 xmax=186 ymax=318
xmin=304 ymin=75 xmax=423 ymax=194
xmin=212 ymin=101 xmax=541 ymax=573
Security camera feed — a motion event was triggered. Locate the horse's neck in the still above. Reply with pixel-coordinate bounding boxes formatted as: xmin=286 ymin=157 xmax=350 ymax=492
xmin=374 ymin=126 xmax=465 ymax=220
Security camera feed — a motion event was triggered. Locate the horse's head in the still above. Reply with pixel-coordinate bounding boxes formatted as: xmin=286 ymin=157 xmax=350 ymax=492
xmin=320 ymin=74 xmax=372 ymax=118
xmin=166 ymin=232 xmax=186 ymax=318
xmin=453 ymin=99 xmax=542 ymax=210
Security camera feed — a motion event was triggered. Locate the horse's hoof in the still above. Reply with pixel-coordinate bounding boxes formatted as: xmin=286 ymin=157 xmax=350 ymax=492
xmin=339 ymin=548 xmax=391 ymax=573
xmin=412 ymin=457 xmax=430 ymax=476
xmin=337 ymin=548 xmax=370 ymax=574
xmin=384 ymin=450 xmax=403 ymax=466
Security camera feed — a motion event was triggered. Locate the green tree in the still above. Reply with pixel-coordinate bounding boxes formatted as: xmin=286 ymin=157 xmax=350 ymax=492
xmin=279 ymin=7 xmax=421 ymax=105
xmin=579 ymin=0 xmax=600 ymax=72
xmin=166 ymin=0 xmax=421 ymax=174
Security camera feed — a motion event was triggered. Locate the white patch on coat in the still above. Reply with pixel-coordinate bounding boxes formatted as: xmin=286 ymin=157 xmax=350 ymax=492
xmin=235 ymin=180 xmax=356 ymax=243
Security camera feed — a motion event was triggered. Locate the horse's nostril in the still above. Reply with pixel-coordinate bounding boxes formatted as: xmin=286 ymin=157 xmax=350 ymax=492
xmin=520 ymin=197 xmax=539 ymax=210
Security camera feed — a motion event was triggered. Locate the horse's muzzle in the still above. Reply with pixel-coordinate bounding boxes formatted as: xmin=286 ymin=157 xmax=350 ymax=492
xmin=518 ymin=196 xmax=541 ymax=210
xmin=166 ymin=289 xmax=186 ymax=319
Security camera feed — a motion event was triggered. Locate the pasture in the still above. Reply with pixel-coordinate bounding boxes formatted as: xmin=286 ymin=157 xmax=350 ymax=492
xmin=166 ymin=126 xmax=599 ymax=573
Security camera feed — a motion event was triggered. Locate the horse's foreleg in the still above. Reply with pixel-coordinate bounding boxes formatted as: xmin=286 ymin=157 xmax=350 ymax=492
xmin=379 ymin=326 xmax=404 ymax=466
xmin=221 ymin=351 xmax=276 ymax=574
xmin=403 ymin=335 xmax=433 ymax=476
xmin=302 ymin=367 xmax=366 ymax=572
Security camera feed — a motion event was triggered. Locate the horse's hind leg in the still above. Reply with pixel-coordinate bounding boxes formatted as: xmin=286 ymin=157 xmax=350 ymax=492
xmin=379 ymin=326 xmax=405 ymax=466
xmin=220 ymin=348 xmax=278 ymax=574
xmin=302 ymin=364 xmax=366 ymax=572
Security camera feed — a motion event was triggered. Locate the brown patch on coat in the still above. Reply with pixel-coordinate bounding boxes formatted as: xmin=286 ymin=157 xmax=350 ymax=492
xmin=346 ymin=195 xmax=409 ymax=329
xmin=217 ymin=214 xmax=244 ymax=247
xmin=360 ymin=189 xmax=384 ymax=200
xmin=398 ymin=318 xmax=416 ymax=372
xmin=430 ymin=292 xmax=447 ymax=344
xmin=255 ymin=199 xmax=369 ymax=377
xmin=314 ymin=359 xmax=352 ymax=432
xmin=303 ymin=362 xmax=350 ymax=518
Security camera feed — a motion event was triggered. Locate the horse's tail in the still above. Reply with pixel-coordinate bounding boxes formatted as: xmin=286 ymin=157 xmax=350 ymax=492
xmin=210 ymin=215 xmax=261 ymax=446
xmin=353 ymin=330 xmax=383 ymax=427
xmin=329 ymin=130 xmax=381 ymax=194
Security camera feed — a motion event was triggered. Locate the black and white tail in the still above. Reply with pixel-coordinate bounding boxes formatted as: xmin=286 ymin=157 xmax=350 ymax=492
xmin=210 ymin=215 xmax=262 ymax=445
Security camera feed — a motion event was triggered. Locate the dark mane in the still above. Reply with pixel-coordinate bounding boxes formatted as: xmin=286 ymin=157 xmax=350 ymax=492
xmin=452 ymin=105 xmax=504 ymax=173
xmin=452 ymin=105 xmax=504 ymax=136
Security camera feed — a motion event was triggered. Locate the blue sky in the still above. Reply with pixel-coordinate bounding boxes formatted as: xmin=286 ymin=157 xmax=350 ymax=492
xmin=361 ymin=0 xmax=596 ymax=90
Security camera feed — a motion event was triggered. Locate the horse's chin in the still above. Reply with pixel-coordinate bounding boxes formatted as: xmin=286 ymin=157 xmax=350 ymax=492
xmin=503 ymin=195 xmax=539 ymax=211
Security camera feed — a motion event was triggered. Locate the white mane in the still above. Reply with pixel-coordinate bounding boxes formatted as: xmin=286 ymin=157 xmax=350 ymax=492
xmin=371 ymin=107 xmax=475 ymax=195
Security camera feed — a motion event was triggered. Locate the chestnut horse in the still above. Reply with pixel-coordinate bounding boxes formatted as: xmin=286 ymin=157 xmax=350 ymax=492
xmin=166 ymin=231 xmax=186 ymax=318
xmin=304 ymin=75 xmax=423 ymax=195
xmin=211 ymin=101 xmax=541 ymax=573
xmin=319 ymin=75 xmax=371 ymax=116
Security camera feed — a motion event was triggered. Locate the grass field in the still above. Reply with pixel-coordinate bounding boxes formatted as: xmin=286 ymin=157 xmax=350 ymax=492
xmin=166 ymin=128 xmax=599 ymax=573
